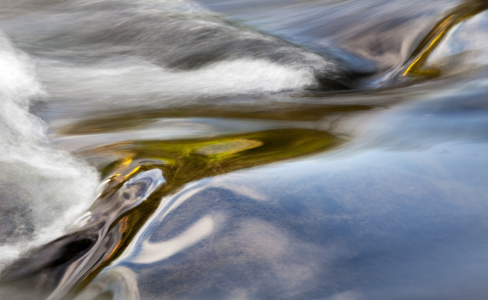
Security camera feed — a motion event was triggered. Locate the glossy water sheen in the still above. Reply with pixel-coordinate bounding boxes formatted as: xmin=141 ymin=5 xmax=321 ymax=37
xmin=1 ymin=0 xmax=488 ymax=299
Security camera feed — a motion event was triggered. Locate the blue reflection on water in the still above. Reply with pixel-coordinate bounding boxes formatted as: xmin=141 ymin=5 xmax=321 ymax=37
xmin=82 ymin=133 xmax=488 ymax=299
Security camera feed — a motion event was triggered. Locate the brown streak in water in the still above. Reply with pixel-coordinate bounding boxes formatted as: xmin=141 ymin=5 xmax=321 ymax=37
xmin=402 ymin=0 xmax=488 ymax=78
xmin=60 ymin=104 xmax=374 ymax=135
xmin=101 ymin=216 xmax=128 ymax=265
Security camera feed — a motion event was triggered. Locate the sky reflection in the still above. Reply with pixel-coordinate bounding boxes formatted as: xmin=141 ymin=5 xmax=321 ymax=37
xmin=1 ymin=0 xmax=488 ymax=299
xmin=82 ymin=135 xmax=488 ymax=299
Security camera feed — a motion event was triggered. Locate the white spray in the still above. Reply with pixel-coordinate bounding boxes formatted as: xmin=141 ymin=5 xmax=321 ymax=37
xmin=0 ymin=33 xmax=99 ymax=270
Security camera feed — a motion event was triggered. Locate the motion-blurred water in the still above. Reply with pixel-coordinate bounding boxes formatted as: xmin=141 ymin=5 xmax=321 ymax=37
xmin=1 ymin=0 xmax=488 ymax=299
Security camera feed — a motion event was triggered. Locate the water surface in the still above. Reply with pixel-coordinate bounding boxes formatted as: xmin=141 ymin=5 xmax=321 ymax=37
xmin=1 ymin=0 xmax=488 ymax=299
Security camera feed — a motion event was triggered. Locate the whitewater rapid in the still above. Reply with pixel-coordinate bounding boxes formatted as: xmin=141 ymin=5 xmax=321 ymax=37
xmin=0 ymin=33 xmax=99 ymax=270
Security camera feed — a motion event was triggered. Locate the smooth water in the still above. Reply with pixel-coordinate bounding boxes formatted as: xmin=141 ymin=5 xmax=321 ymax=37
xmin=1 ymin=0 xmax=488 ymax=299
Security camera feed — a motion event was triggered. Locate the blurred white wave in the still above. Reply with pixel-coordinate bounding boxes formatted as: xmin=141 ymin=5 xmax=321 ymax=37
xmin=0 ymin=33 xmax=99 ymax=270
xmin=38 ymin=57 xmax=319 ymax=111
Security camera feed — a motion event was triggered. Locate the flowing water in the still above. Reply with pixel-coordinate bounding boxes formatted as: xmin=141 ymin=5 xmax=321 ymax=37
xmin=1 ymin=0 xmax=488 ymax=299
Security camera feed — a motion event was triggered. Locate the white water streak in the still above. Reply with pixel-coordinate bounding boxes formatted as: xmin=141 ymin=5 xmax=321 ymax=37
xmin=39 ymin=58 xmax=318 ymax=109
xmin=0 ymin=33 xmax=99 ymax=270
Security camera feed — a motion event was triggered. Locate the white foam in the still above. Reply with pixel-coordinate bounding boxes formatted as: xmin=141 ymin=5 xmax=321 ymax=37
xmin=38 ymin=58 xmax=319 ymax=110
xmin=0 ymin=34 xmax=99 ymax=270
